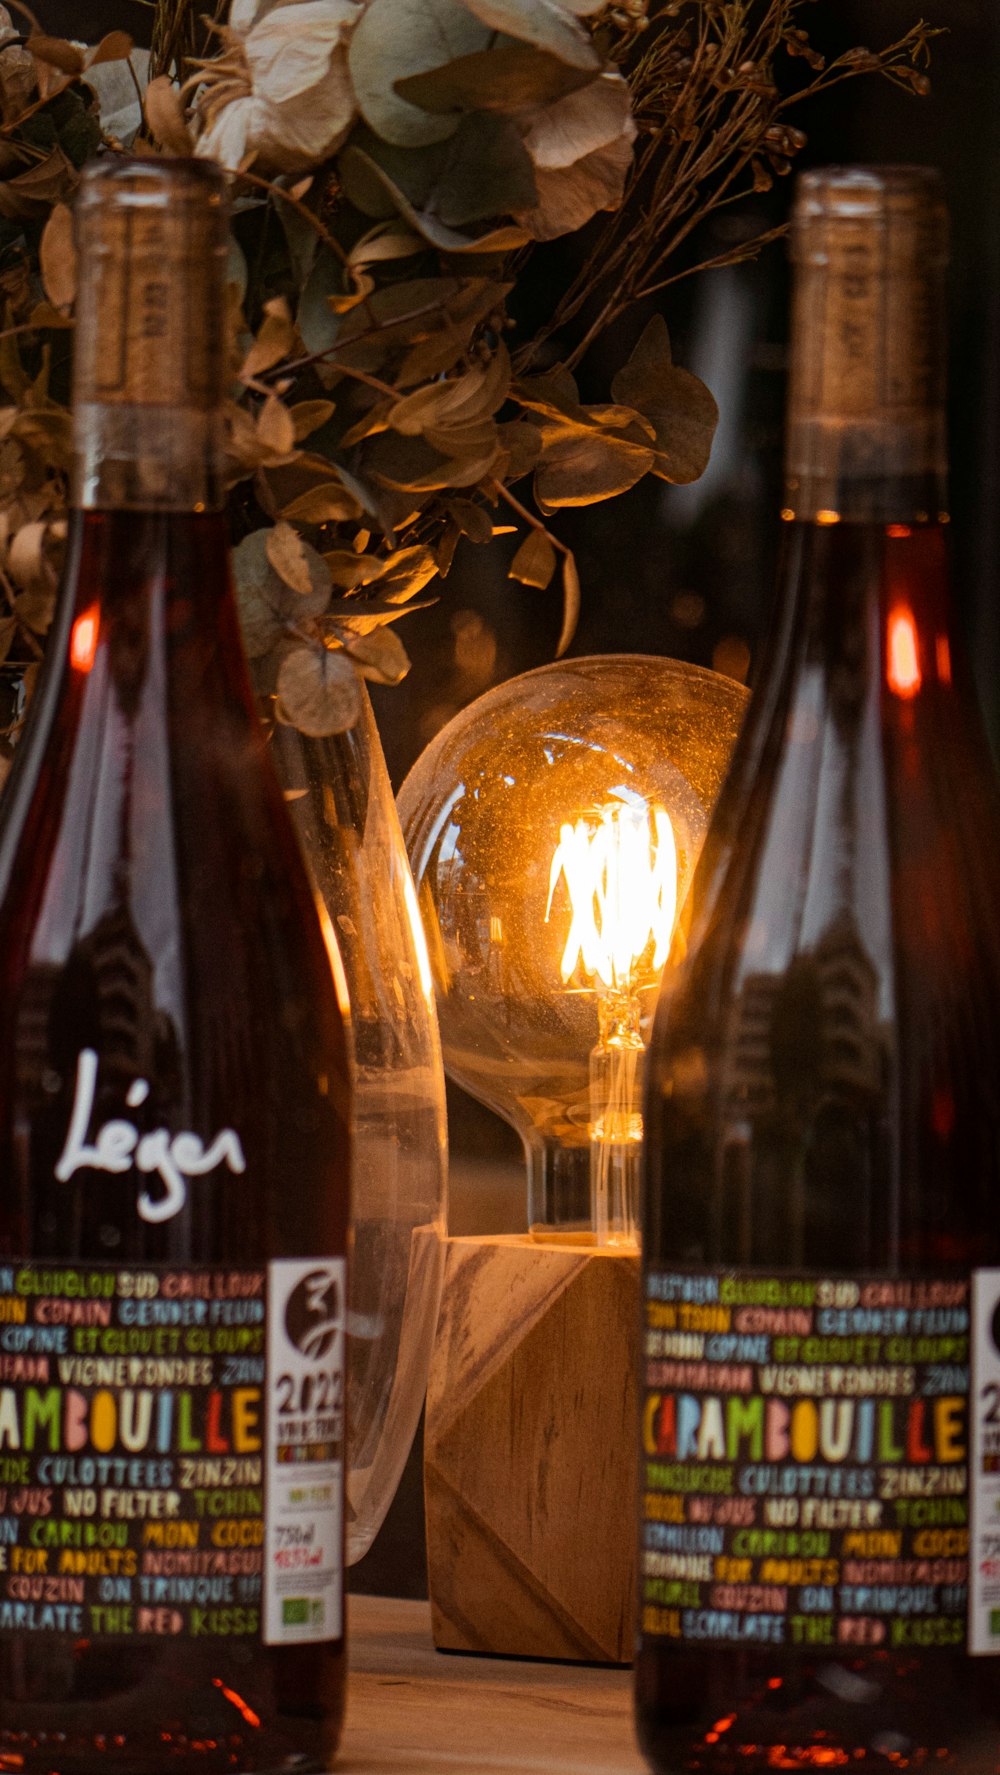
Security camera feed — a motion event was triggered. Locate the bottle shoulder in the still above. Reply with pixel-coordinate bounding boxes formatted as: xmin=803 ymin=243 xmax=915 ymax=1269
xmin=645 ymin=524 xmax=1000 ymax=1272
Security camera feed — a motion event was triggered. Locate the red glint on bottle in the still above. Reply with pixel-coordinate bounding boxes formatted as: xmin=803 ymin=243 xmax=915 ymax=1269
xmin=0 ymin=160 xmax=351 ymax=1770
xmin=637 ymin=168 xmax=1000 ymax=1769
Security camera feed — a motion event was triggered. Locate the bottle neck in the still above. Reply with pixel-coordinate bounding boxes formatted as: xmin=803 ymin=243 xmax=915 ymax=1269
xmin=784 ymin=327 xmax=949 ymax=528
xmin=785 ymin=169 xmax=949 ymax=526
xmin=71 ymin=162 xmax=228 ymax=514
xmin=776 ymin=519 xmax=960 ymax=733
xmin=72 ymin=407 xmax=224 ymax=514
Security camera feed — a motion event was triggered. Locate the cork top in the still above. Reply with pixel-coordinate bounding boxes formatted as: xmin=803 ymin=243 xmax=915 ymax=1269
xmin=72 ymin=158 xmax=230 ymax=510
xmin=785 ymin=166 xmax=950 ymax=522
xmin=792 ymin=165 xmax=948 ymax=250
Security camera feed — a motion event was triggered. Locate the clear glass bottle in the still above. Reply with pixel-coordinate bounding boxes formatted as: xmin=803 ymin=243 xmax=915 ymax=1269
xmin=638 ymin=168 xmax=1000 ymax=1771
xmin=269 ymin=699 xmax=447 ymax=1564
xmin=0 ymin=159 xmax=351 ymax=1772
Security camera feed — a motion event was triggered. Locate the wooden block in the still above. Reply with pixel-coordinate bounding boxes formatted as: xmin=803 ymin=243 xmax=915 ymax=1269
xmin=424 ymin=1234 xmax=639 ymax=1664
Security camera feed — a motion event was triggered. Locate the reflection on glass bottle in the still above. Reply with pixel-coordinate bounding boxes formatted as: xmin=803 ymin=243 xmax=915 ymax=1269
xmin=269 ymin=693 xmax=447 ymax=1562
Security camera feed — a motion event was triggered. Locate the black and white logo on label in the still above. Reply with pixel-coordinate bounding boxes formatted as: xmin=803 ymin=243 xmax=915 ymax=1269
xmin=283 ymin=1266 xmax=343 ymax=1362
xmin=265 ymin=1257 xmax=345 ymax=1647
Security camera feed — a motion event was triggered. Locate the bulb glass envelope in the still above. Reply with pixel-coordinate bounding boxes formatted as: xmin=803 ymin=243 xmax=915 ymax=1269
xmin=398 ymin=655 xmax=748 ymax=1238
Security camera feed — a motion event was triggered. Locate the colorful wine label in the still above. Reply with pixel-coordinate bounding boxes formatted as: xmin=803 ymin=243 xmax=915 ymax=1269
xmin=968 ymin=1269 xmax=1000 ymax=1654
xmin=0 ymin=1259 xmax=344 ymax=1644
xmin=641 ymin=1267 xmax=974 ymax=1654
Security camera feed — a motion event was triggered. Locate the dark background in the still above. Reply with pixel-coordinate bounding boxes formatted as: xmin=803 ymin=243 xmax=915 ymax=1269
xmin=45 ymin=0 xmax=1000 ymax=1598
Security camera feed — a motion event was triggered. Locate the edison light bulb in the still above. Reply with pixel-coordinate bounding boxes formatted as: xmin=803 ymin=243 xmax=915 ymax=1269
xmin=397 ymin=655 xmax=747 ymax=1244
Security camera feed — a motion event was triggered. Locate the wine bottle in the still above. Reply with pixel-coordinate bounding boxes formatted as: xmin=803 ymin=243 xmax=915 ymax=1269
xmin=0 ymin=160 xmax=351 ymax=1771
xmin=637 ymin=167 xmax=1000 ymax=1769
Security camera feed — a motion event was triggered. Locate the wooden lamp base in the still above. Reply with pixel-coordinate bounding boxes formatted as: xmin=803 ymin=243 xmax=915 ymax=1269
xmin=424 ymin=1234 xmax=640 ymax=1664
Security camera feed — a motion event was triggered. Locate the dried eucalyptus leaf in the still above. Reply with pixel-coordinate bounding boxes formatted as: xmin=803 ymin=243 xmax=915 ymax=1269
xmin=0 ymin=147 xmax=76 ymax=222
xmin=12 ymin=407 xmax=74 ymax=471
xmin=557 ymin=549 xmax=580 ymax=657
xmin=276 ymin=197 xmax=320 ymax=293
xmin=509 ymin=527 xmax=556 ymax=590
xmin=343 ymin=624 xmax=410 ymax=685
xmin=339 ymin=148 xmax=528 ymax=253
xmin=242 ymin=298 xmax=296 ymax=380
xmin=458 ymin=0 xmax=600 ymax=71
xmin=496 ymin=418 xmax=542 ymax=480
xmin=434 ymin=522 xmax=461 ymax=576
xmin=423 ymin=417 xmax=498 ymax=457
xmin=534 ymin=428 xmax=653 ymax=509
xmin=13 ymin=586 xmax=56 ymax=634
xmin=87 ymin=30 xmax=134 ymax=67
xmin=277 ymin=645 xmax=361 ymax=736
xmin=389 ymin=371 xmax=480 ymax=436
xmin=232 ymin=531 xmax=287 ymax=656
xmin=28 ymin=299 xmax=74 ymax=332
xmin=369 ymin=428 xmax=501 ymax=492
xmin=233 ymin=528 xmax=329 ymax=658
xmin=444 ymin=498 xmax=493 ymax=543
xmin=327 ymin=596 xmax=433 ymax=633
xmin=256 ymin=394 xmax=296 ymax=455
xmin=339 ymin=402 xmax=393 ymax=449
xmin=376 ymin=544 xmax=440 ymax=601
xmin=26 ymin=35 xmax=84 ymax=75
xmin=611 ymin=312 xmax=674 ymax=391
xmin=349 ymin=223 xmax=424 ymax=265
xmin=428 ymin=114 xmax=537 ymax=228
xmin=331 ymin=464 xmax=398 ymax=535
xmin=289 ymin=399 xmax=336 ymax=441
xmin=341 ymin=126 xmax=490 ymax=219
xmin=348 ymin=0 xmax=482 ymax=147
xmin=587 ymin=402 xmax=656 ymax=438
xmin=514 ymin=367 xmax=581 ymax=418
xmin=520 ymin=70 xmax=631 ymax=170
xmin=282 ymin=482 xmax=363 ymax=523
xmin=323 ymin=549 xmax=383 ymax=589
xmin=39 ymin=202 xmax=76 ymax=312
xmin=395 ymin=43 xmax=596 ymax=113
xmin=328 ymin=268 xmax=376 ymax=314
xmin=392 ymin=279 xmax=512 ymax=386
xmin=365 ymin=433 xmax=457 ymax=492
xmin=338 ymin=141 xmax=409 ymax=219
xmin=266 ymin=520 xmax=330 ymax=600
xmin=517 ymin=130 xmax=634 ymax=241
xmin=8 ymin=521 xmax=49 ymax=592
xmin=611 ymin=313 xmax=718 ymax=484
xmin=297 ymin=248 xmax=344 ymax=356
xmin=144 ymin=74 xmax=193 ymax=156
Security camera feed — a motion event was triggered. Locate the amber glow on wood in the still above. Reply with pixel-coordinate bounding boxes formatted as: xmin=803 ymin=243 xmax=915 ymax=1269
xmin=887 ymin=607 xmax=922 ymax=699
xmin=69 ymin=605 xmax=100 ymax=673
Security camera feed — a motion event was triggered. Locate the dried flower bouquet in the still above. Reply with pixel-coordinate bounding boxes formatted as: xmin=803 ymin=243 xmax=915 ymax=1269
xmin=0 ymin=0 xmax=936 ymax=749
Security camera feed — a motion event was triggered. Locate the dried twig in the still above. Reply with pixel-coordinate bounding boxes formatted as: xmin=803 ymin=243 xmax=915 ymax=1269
xmin=518 ymin=2 xmax=943 ymax=373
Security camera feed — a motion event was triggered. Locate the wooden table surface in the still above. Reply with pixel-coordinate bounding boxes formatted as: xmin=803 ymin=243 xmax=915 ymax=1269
xmin=341 ymin=1595 xmax=646 ymax=1774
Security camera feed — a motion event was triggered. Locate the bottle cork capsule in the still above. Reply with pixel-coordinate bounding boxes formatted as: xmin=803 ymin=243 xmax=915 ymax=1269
xmin=72 ymin=159 xmax=230 ymax=511
xmin=785 ymin=166 xmax=949 ymax=521
xmin=73 ymin=158 xmax=229 ymax=413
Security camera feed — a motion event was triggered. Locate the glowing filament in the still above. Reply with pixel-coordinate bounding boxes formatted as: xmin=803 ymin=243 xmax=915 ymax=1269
xmin=546 ymin=797 xmax=678 ymax=991
xmin=887 ymin=607 xmax=922 ymax=699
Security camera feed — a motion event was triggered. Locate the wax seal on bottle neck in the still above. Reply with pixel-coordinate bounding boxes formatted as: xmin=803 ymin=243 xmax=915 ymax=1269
xmin=785 ymin=165 xmax=950 ymax=523
xmin=72 ymin=158 xmax=230 ymax=512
